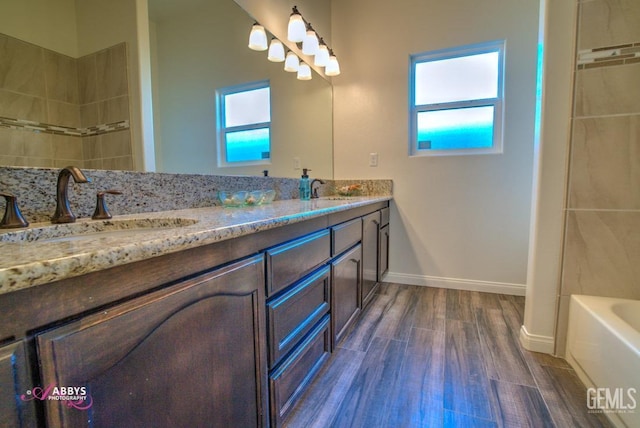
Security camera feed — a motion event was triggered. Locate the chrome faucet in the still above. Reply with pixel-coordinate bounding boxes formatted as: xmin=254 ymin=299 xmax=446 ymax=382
xmin=52 ymin=166 xmax=91 ymax=224
xmin=310 ymin=178 xmax=326 ymax=199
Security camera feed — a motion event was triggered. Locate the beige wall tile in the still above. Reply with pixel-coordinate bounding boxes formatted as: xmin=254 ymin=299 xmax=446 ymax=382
xmin=0 ymin=128 xmax=53 ymax=159
xmin=96 ymin=43 xmax=128 ymax=100
xmin=574 ymin=64 xmax=640 ymax=117
xmin=82 ymin=135 xmax=101 ymax=160
xmin=52 ymin=158 xmax=84 ymax=168
xmin=77 ymin=54 xmax=97 ymax=105
xmin=98 ymin=95 xmax=130 ymax=124
xmin=579 ymin=0 xmax=640 ymax=50
xmin=0 ymin=34 xmax=46 ymax=97
xmin=19 ymin=157 xmax=52 ymax=167
xmin=52 ymin=134 xmax=83 ymax=161
xmin=44 ymin=50 xmax=79 ymax=104
xmin=100 ymin=130 xmax=131 ymax=157
xmin=0 ymin=156 xmax=53 ymax=168
xmin=102 ymin=156 xmax=133 ymax=171
xmin=84 ymin=159 xmax=103 ymax=169
xmin=562 ymin=210 xmax=640 ymax=298
xmin=22 ymin=132 xmax=53 ymax=158
xmin=47 ymin=100 xmax=81 ymax=128
xmin=80 ymin=103 xmax=99 ymax=129
xmin=0 ymin=89 xmax=47 ymax=122
xmin=569 ymin=115 xmax=640 ymax=209
xmin=0 ymin=128 xmax=24 ymax=156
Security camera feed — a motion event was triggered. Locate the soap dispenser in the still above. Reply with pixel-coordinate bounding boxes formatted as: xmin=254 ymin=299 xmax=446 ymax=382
xmin=299 ymin=168 xmax=311 ymax=201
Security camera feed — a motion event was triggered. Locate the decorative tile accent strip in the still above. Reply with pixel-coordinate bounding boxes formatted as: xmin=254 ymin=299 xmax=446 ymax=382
xmin=0 ymin=117 xmax=129 ymax=137
xmin=577 ymin=42 xmax=640 ymax=69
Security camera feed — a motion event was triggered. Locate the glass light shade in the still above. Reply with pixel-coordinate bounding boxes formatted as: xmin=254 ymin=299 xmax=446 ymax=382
xmin=325 ymin=55 xmax=340 ymax=76
xmin=267 ymin=39 xmax=285 ymax=62
xmin=297 ymin=63 xmax=312 ymax=80
xmin=284 ymin=51 xmax=299 ymax=72
xmin=248 ymin=24 xmax=268 ymax=51
xmin=314 ymin=44 xmax=330 ymax=67
xmin=302 ymin=30 xmax=319 ymax=56
xmin=288 ymin=13 xmax=306 ymax=43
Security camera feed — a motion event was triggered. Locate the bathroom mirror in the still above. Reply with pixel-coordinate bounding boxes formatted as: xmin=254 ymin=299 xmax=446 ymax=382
xmin=0 ymin=0 xmax=333 ymax=179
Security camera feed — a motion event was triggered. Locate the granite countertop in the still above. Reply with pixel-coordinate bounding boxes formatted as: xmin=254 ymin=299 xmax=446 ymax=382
xmin=0 ymin=196 xmax=391 ymax=295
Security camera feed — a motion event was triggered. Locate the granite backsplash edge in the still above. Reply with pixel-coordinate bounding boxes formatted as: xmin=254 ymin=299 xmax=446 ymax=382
xmin=0 ymin=167 xmax=392 ymax=223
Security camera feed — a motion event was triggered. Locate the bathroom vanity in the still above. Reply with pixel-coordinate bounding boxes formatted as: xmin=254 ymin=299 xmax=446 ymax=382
xmin=0 ymin=197 xmax=390 ymax=427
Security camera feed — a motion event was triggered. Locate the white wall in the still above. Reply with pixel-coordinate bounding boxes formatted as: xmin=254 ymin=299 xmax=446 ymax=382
xmin=332 ymin=0 xmax=539 ymax=294
xmin=0 ymin=0 xmax=78 ymax=57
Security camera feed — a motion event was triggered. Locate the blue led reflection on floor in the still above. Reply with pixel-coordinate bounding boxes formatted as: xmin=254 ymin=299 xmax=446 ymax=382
xmin=418 ymin=124 xmax=493 ymax=150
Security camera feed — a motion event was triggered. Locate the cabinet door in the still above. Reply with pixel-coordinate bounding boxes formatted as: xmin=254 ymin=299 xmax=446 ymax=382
xmin=332 ymin=244 xmax=362 ymax=346
xmin=379 ymin=224 xmax=390 ymax=280
xmin=361 ymin=212 xmax=380 ymax=308
xmin=0 ymin=340 xmax=37 ymax=427
xmin=37 ymin=254 xmax=267 ymax=428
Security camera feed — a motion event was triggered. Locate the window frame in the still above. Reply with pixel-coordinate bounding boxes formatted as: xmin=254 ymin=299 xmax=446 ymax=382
xmin=216 ymin=80 xmax=271 ymax=167
xmin=409 ymin=40 xmax=505 ymax=157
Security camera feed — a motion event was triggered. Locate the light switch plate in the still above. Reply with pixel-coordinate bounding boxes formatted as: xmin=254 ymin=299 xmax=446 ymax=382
xmin=369 ymin=153 xmax=378 ymax=167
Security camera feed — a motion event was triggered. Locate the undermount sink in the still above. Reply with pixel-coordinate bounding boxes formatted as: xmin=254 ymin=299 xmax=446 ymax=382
xmin=0 ymin=217 xmax=199 ymax=244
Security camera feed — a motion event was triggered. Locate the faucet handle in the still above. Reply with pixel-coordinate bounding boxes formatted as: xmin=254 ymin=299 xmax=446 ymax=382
xmin=92 ymin=190 xmax=122 ymax=220
xmin=0 ymin=192 xmax=29 ymax=228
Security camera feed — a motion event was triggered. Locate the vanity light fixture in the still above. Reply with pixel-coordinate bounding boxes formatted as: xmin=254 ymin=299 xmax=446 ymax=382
xmin=325 ymin=49 xmax=341 ymax=76
xmin=314 ymin=39 xmax=330 ymax=67
xmin=284 ymin=51 xmax=300 ymax=72
xmin=246 ymin=7 xmax=340 ymax=79
xmin=267 ymin=38 xmax=285 ymax=62
xmin=248 ymin=22 xmax=268 ymax=51
xmin=301 ymin=23 xmax=320 ymax=56
xmin=287 ymin=6 xmax=306 ymax=43
xmin=297 ymin=63 xmax=312 ymax=80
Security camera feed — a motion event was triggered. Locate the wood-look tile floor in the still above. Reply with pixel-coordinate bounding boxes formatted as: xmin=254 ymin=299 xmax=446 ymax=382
xmin=284 ymin=283 xmax=613 ymax=428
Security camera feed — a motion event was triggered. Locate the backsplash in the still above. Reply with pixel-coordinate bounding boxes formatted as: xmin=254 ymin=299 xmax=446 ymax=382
xmin=0 ymin=167 xmax=392 ymax=223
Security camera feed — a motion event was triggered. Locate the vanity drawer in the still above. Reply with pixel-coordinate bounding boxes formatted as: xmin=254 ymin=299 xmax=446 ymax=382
xmin=331 ymin=218 xmax=362 ymax=256
xmin=380 ymin=207 xmax=390 ymax=227
xmin=266 ymin=230 xmax=331 ymax=297
xmin=267 ymin=266 xmax=330 ymax=368
xmin=269 ymin=315 xmax=331 ymax=427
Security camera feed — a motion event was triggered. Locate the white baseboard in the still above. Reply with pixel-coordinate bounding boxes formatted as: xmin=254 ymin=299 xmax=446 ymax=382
xmin=382 ymin=271 xmax=526 ymax=296
xmin=519 ymin=325 xmax=555 ymax=354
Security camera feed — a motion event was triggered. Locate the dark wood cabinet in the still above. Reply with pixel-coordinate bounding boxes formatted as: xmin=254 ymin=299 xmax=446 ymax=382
xmin=361 ymin=211 xmax=381 ymax=308
xmin=0 ymin=340 xmax=37 ymax=427
xmin=36 ymin=254 xmax=267 ymax=428
xmin=269 ymin=315 xmax=331 ymax=427
xmin=331 ymin=244 xmax=362 ymax=346
xmin=267 ymin=266 xmax=331 ymax=368
xmin=379 ymin=224 xmax=390 ymax=280
xmin=0 ymin=200 xmax=390 ymax=428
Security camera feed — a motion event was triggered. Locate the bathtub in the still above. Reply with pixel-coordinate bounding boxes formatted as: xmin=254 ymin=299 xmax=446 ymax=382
xmin=566 ymin=295 xmax=640 ymax=428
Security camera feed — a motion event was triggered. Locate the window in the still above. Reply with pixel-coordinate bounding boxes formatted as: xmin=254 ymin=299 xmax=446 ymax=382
xmin=409 ymin=40 xmax=505 ymax=156
xmin=217 ymin=81 xmax=271 ymax=166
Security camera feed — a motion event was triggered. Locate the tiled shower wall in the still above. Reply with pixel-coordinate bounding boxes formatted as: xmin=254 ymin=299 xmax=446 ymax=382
xmin=557 ymin=0 xmax=640 ymax=354
xmin=0 ymin=34 xmax=132 ymax=169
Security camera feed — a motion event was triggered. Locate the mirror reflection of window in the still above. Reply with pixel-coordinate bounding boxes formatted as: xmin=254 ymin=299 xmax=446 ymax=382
xmin=217 ymin=81 xmax=271 ymax=166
